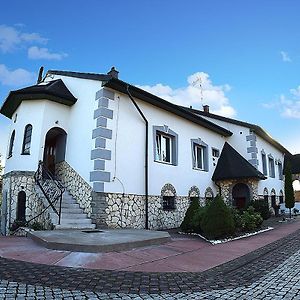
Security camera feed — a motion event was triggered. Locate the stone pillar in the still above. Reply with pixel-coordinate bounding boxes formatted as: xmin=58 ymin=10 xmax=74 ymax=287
xmin=91 ymin=191 xmax=108 ymax=228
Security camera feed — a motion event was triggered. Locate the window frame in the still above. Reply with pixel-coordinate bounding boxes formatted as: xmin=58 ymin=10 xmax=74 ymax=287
xmin=212 ymin=148 xmax=220 ymax=158
xmin=268 ymin=154 xmax=275 ymax=178
xmin=191 ymin=138 xmax=209 ymax=172
xmin=153 ymin=125 xmax=178 ymax=166
xmin=261 ymin=150 xmax=268 ymax=176
xmin=277 ymin=160 xmax=283 ymax=180
xmin=21 ymin=124 xmax=33 ymax=155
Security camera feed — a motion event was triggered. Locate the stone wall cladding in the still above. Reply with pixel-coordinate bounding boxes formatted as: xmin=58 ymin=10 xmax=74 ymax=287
xmin=104 ymin=193 xmax=190 ymax=230
xmin=55 ymin=161 xmax=93 ymax=217
xmin=1 ymin=172 xmax=52 ymax=234
xmin=217 ymin=178 xmax=259 ymax=205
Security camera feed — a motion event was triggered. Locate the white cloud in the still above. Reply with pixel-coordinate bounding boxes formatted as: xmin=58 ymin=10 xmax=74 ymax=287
xmin=0 ymin=24 xmax=47 ymax=53
xmin=138 ymin=72 xmax=236 ymax=117
xmin=28 ymin=46 xmax=68 ymax=60
xmin=0 ymin=64 xmax=36 ymax=86
xmin=280 ymin=51 xmax=291 ymax=62
xmin=263 ymin=85 xmax=300 ymax=119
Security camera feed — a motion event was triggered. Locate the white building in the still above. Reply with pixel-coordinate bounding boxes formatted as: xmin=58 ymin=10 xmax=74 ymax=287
xmin=0 ymin=67 xmax=290 ymax=233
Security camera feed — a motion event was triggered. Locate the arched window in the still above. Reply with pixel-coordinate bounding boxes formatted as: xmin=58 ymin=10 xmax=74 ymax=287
xmin=22 ymin=124 xmax=32 ymax=155
xmin=8 ymin=130 xmax=15 ymax=158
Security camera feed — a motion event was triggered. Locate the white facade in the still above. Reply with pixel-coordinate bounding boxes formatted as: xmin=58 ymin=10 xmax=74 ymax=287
xmin=1 ymin=68 xmax=290 ymax=230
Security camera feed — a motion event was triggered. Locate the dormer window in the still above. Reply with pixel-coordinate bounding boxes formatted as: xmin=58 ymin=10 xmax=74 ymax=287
xmin=22 ymin=124 xmax=32 ymax=155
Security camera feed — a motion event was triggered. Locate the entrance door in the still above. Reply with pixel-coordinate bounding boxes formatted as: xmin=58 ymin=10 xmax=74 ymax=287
xmin=43 ymin=127 xmax=67 ymax=175
xmin=232 ymin=183 xmax=250 ymax=209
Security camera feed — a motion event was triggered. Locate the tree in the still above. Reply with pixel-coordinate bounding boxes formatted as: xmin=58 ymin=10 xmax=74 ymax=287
xmin=284 ymin=161 xmax=295 ymax=219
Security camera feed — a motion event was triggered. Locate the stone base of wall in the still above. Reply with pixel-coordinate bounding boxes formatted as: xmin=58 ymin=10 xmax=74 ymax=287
xmin=100 ymin=192 xmax=190 ymax=230
xmin=1 ymin=171 xmax=52 ymax=235
xmin=56 ymin=161 xmax=93 ymax=217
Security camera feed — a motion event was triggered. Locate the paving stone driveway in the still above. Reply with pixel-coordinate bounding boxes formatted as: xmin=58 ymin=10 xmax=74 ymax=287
xmin=0 ymin=229 xmax=300 ymax=299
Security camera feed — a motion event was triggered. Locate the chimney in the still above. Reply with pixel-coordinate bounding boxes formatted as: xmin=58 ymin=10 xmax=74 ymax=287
xmin=107 ymin=66 xmax=119 ymax=79
xmin=203 ymin=105 xmax=209 ymax=113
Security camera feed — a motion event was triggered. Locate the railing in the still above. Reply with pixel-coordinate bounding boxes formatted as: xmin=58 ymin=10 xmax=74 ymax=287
xmin=33 ymin=160 xmax=65 ymax=225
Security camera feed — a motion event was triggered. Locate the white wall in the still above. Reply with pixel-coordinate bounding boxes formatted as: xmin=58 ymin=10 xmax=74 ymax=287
xmin=4 ymin=100 xmax=46 ymax=173
xmin=256 ymin=135 xmax=285 ymax=196
xmin=105 ymin=93 xmax=227 ymax=197
xmin=201 ymin=114 xmax=285 ymax=197
xmin=44 ymin=75 xmax=102 ymax=184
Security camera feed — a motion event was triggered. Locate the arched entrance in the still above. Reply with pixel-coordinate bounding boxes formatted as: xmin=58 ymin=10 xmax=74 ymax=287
xmin=43 ymin=127 xmax=67 ymax=175
xmin=232 ymin=183 xmax=250 ymax=209
xmin=16 ymin=191 xmax=26 ymax=222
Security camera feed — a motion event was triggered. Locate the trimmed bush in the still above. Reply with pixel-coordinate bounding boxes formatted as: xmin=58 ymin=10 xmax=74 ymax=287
xmin=201 ymin=194 xmax=235 ymax=239
xmin=190 ymin=206 xmax=206 ymax=233
xmin=180 ymin=197 xmax=201 ymax=232
xmin=241 ymin=206 xmax=263 ymax=231
xmin=249 ymin=199 xmax=271 ymax=220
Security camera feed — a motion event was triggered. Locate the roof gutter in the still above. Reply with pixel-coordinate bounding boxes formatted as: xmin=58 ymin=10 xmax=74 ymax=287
xmin=126 ymin=86 xmax=149 ymax=230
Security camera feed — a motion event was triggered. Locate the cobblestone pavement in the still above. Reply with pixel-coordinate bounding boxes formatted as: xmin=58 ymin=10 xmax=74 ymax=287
xmin=0 ymin=229 xmax=300 ymax=299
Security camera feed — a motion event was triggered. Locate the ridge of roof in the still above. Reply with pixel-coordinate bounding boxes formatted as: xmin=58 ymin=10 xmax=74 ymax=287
xmin=103 ymin=77 xmax=233 ymax=137
xmin=212 ymin=142 xmax=266 ymax=181
xmin=182 ymin=106 xmax=291 ymax=155
xmin=47 ymin=70 xmax=112 ymax=81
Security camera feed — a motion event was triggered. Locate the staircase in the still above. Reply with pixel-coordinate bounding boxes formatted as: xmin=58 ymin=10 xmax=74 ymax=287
xmin=51 ymin=190 xmax=95 ymax=230
xmin=34 ymin=161 xmax=95 ymax=230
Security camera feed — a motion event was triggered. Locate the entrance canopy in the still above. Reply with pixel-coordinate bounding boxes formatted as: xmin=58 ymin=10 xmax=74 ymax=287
xmin=212 ymin=142 xmax=266 ymax=181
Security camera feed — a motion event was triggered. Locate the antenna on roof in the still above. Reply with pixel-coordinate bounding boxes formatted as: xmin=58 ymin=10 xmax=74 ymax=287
xmin=191 ymin=74 xmax=204 ymax=107
xmin=37 ymin=66 xmax=44 ymax=84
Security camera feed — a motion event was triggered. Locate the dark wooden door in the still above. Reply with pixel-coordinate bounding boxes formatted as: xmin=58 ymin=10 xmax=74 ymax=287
xmin=236 ymin=197 xmax=246 ymax=209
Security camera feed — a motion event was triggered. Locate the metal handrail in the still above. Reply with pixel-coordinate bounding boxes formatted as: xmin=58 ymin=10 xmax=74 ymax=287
xmin=34 ymin=160 xmax=65 ymax=225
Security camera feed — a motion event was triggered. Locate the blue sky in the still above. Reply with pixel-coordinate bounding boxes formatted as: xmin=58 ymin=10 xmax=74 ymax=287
xmin=1 ymin=0 xmax=300 ymax=162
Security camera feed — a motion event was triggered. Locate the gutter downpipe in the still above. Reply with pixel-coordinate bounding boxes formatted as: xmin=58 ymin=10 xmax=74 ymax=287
xmin=126 ymin=86 xmax=149 ymax=230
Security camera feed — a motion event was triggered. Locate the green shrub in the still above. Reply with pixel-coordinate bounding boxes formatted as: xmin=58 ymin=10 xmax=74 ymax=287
xmin=190 ymin=206 xmax=206 ymax=233
xmin=249 ymin=199 xmax=271 ymax=220
xmin=241 ymin=206 xmax=263 ymax=231
xmin=201 ymin=194 xmax=235 ymax=239
xmin=232 ymin=208 xmax=244 ymax=229
xmin=180 ymin=197 xmax=201 ymax=232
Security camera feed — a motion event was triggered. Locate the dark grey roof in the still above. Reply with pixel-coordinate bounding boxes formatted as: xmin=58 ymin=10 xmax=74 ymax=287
xmin=285 ymin=154 xmax=300 ymax=174
xmin=0 ymin=79 xmax=77 ymax=119
xmin=103 ymin=78 xmax=233 ymax=137
xmin=212 ymin=142 xmax=266 ymax=181
xmin=47 ymin=70 xmax=111 ymax=81
xmin=182 ymin=107 xmax=291 ymax=155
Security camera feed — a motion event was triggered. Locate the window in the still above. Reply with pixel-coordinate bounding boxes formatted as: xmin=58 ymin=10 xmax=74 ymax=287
xmin=261 ymin=151 xmax=267 ymax=176
xmin=155 ymin=133 xmax=172 ymax=163
xmin=22 ymin=124 xmax=32 ymax=155
xmin=212 ymin=148 xmax=220 ymax=158
xmin=193 ymin=144 xmax=204 ymax=170
xmin=8 ymin=130 xmax=15 ymax=158
xmin=153 ymin=126 xmax=178 ymax=165
xmin=268 ymin=155 xmax=275 ymax=178
xmin=191 ymin=138 xmax=208 ymax=171
xmin=162 ymin=196 xmax=175 ymax=210
xmin=278 ymin=161 xmax=283 ymax=180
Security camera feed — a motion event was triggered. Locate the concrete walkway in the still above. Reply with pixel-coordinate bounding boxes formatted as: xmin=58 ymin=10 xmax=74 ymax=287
xmin=0 ymin=218 xmax=299 ymax=273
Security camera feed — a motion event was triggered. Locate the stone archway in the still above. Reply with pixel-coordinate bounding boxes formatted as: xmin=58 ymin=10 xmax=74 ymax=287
xmin=161 ymin=183 xmax=176 ymax=210
xmin=205 ymin=187 xmax=214 ymax=203
xmin=43 ymin=127 xmax=67 ymax=175
xmin=232 ymin=183 xmax=250 ymax=209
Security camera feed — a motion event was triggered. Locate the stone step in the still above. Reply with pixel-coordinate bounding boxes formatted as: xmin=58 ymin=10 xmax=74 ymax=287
xmin=60 ymin=218 xmax=93 ymax=225
xmin=55 ymin=223 xmax=96 ymax=230
xmin=57 ymin=203 xmax=80 ymax=209
xmin=59 ymin=208 xmax=83 ymax=214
